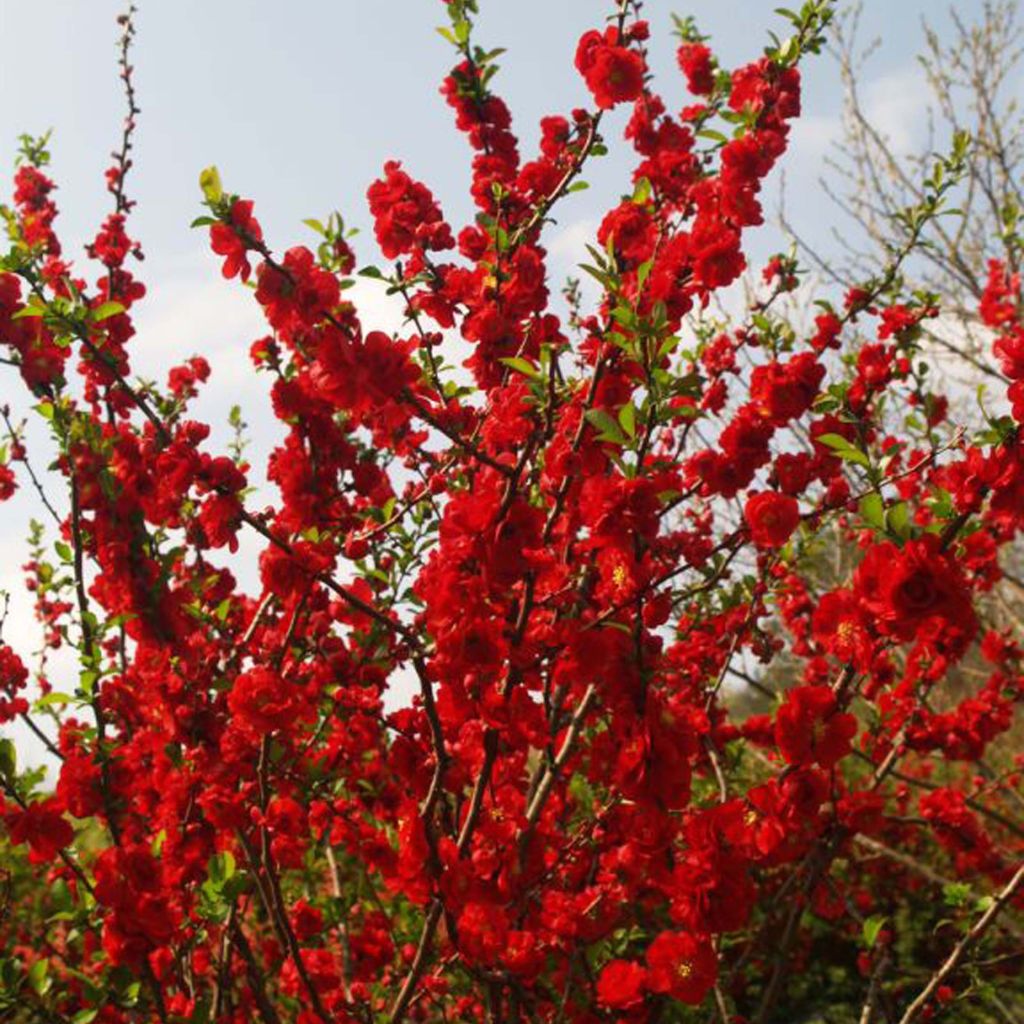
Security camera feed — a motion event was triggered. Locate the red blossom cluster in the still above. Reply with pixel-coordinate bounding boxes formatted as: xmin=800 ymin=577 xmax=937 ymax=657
xmin=0 ymin=3 xmax=1022 ymax=1024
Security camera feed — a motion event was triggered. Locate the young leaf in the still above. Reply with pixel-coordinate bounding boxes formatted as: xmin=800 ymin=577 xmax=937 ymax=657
xmin=199 ymin=165 xmax=223 ymax=203
xmin=618 ymin=401 xmax=637 ymax=439
xmin=817 ymin=433 xmax=870 ymax=468
xmin=499 ymin=356 xmax=541 ymax=379
xmin=91 ymin=301 xmax=126 ymax=323
xmin=859 ymin=493 xmax=885 ymax=531
xmin=862 ymin=915 xmax=887 ymax=949
xmin=584 ymin=408 xmax=626 ymax=444
xmin=0 ymin=738 xmax=15 ymax=779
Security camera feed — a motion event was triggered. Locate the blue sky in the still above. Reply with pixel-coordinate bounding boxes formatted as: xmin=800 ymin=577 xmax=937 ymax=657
xmin=0 ymin=0 xmax=991 ymax=767
xmin=0 ymin=1 xmax=981 ymax=276
xmin=0 ymin=0 xmax=981 ymax=443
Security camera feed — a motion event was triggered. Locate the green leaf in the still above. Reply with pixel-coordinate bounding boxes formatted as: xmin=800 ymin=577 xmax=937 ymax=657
xmin=886 ymin=501 xmax=911 ymax=539
xmin=208 ymin=851 xmax=236 ymax=885
xmin=221 ymin=871 xmax=251 ymax=903
xmin=817 ymin=432 xmax=854 ymax=451
xmin=91 ymin=301 xmax=125 ymax=323
xmin=79 ymin=671 xmax=98 ymax=699
xmin=358 ymin=265 xmax=385 ymax=280
xmin=631 ymin=177 xmax=652 ymax=205
xmin=0 ymin=738 xmax=15 ymax=779
xmin=858 ymin=493 xmax=885 ymax=531
xmin=11 ymin=305 xmax=44 ymax=320
xmin=942 ymin=882 xmax=971 ymax=908
xmin=189 ymin=1000 xmax=211 ymax=1024
xmin=618 ymin=401 xmax=637 ymax=440
xmin=498 ymin=356 xmax=541 ymax=380
xmin=579 ymin=264 xmax=614 ymax=291
xmin=0 ymin=956 xmax=21 ymax=990
xmin=35 ymin=692 xmax=73 ymax=709
xmin=567 ymin=769 xmax=596 ymax=808
xmin=636 ymin=258 xmax=654 ymax=293
xmin=697 ymin=128 xmax=729 ymax=145
xmin=817 ymin=433 xmax=870 ymax=468
xmin=839 ymin=449 xmax=872 ymax=469
xmin=190 ymin=216 xmax=216 ymax=229
xmin=199 ymin=166 xmax=223 ymax=204
xmin=28 ymin=959 xmax=50 ymax=996
xmin=584 ymin=409 xmax=625 ymax=444
xmin=476 ymin=47 xmax=506 ymax=66
xmin=566 ymin=180 xmax=589 ymax=194
xmin=862 ymin=914 xmax=887 ymax=949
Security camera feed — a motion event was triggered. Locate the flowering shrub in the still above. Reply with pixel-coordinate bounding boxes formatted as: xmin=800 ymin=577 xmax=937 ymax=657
xmin=0 ymin=2 xmax=1022 ymax=1023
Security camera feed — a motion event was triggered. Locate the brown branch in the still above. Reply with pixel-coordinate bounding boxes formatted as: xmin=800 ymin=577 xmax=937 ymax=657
xmin=229 ymin=916 xmax=283 ymax=1024
xmin=522 ymin=683 xmax=597 ymax=831
xmin=896 ymin=861 xmax=1024 ymax=1024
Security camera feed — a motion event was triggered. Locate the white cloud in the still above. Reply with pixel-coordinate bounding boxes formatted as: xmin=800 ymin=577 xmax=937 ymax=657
xmin=789 ymin=113 xmax=842 ymax=166
xmin=346 ymin=277 xmax=409 ymax=337
xmin=860 ymin=66 xmax=929 ymax=158
xmin=548 ymin=217 xmax=598 ymax=267
xmin=785 ymin=63 xmax=928 ymax=187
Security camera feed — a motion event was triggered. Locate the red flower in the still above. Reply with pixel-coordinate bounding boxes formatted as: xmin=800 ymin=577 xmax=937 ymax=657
xmin=750 ymin=353 xmax=824 ymax=426
xmin=644 ymin=930 xmax=717 ymax=1004
xmin=744 ymin=491 xmax=800 ymax=549
xmin=995 ymin=331 xmax=1024 ymax=380
xmin=290 ymin=899 xmax=325 ymax=942
xmin=210 ymin=198 xmax=262 ymax=281
xmin=576 ymin=30 xmax=646 ymax=110
xmin=198 ymin=492 xmax=242 ymax=551
xmin=853 ymin=537 xmax=977 ymax=645
xmin=0 ymin=464 xmax=16 ymax=502
xmin=597 ymin=959 xmax=648 ymax=1009
xmin=598 ymin=201 xmax=656 ymax=266
xmin=3 ymin=797 xmax=73 ymax=861
xmin=775 ymin=685 xmax=857 ymax=768
xmin=979 ymin=259 xmax=1019 ymax=328
xmin=367 ymin=160 xmax=454 ymax=260
xmin=678 ymin=43 xmax=715 ymax=95
xmin=811 ymin=589 xmax=874 ymax=667
xmin=89 ymin=212 xmax=136 ymax=268
xmin=690 ymin=219 xmax=745 ymax=289
xmin=920 ymin=787 xmax=997 ymax=870
xmin=93 ymin=846 xmax=178 ymax=966
xmin=228 ymin=667 xmax=299 ymax=736
xmin=457 ymin=902 xmax=510 ymax=965
xmin=56 ymin=750 xmax=104 ymax=818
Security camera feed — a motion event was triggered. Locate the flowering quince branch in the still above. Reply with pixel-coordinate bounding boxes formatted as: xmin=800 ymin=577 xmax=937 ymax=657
xmin=896 ymin=861 xmax=1024 ymax=1024
xmin=2 ymin=1 xmax=1024 ymax=1023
